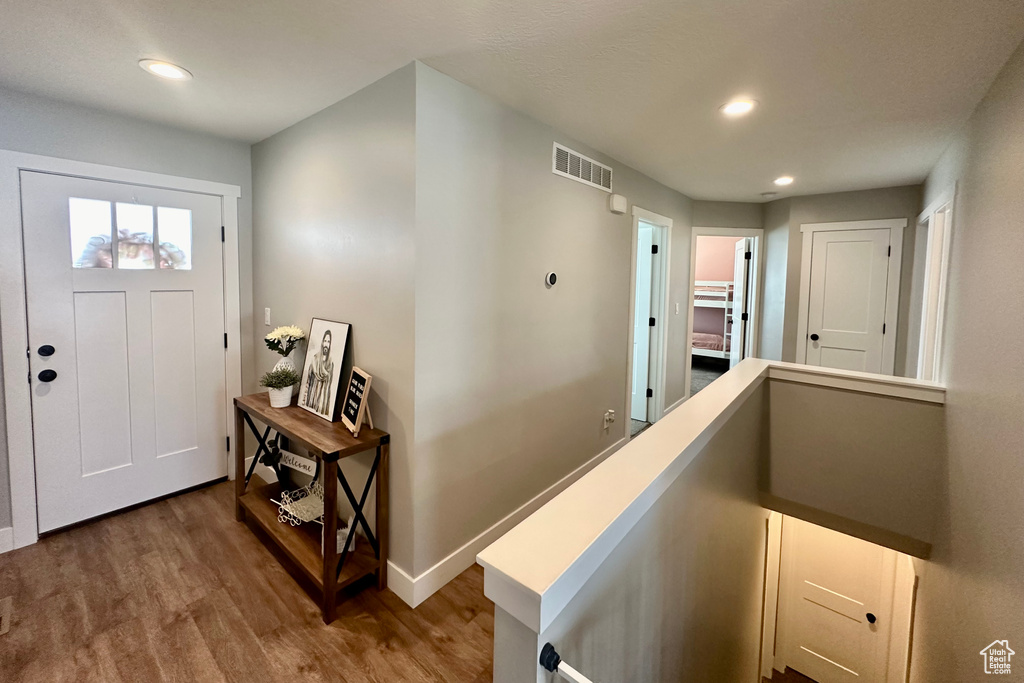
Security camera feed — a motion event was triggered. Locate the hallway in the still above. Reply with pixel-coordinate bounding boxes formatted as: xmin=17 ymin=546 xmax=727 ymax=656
xmin=0 ymin=482 xmax=493 ymax=683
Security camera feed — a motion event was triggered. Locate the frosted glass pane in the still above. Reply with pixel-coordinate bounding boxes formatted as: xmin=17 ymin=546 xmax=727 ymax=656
xmin=157 ymin=206 xmax=192 ymax=270
xmin=69 ymin=198 xmax=113 ymax=268
xmin=116 ymin=203 xmax=155 ymax=269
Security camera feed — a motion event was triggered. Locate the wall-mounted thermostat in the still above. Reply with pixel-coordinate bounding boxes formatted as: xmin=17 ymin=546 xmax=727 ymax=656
xmin=545 ymin=272 xmax=558 ymax=288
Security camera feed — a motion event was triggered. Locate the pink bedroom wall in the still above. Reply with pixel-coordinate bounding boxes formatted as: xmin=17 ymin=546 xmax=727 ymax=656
xmin=694 ymin=235 xmax=743 ymax=281
xmin=693 ymin=307 xmax=725 ymax=335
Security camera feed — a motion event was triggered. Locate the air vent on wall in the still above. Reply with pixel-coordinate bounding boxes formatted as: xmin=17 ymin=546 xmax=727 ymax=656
xmin=552 ymin=143 xmax=612 ymax=192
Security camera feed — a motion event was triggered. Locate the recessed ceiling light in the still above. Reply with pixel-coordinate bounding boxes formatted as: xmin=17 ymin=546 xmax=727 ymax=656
xmin=139 ymin=59 xmax=192 ymax=81
xmin=720 ymin=99 xmax=757 ymax=117
xmin=774 ymin=176 xmax=794 ymax=186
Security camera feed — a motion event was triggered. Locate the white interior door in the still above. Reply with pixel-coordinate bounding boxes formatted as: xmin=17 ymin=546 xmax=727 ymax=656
xmin=729 ymin=238 xmax=750 ymax=368
xmin=778 ymin=517 xmax=897 ymax=683
xmin=805 ymin=229 xmax=890 ymax=373
xmin=631 ymin=224 xmax=654 ymax=421
xmin=21 ymin=171 xmax=227 ymax=532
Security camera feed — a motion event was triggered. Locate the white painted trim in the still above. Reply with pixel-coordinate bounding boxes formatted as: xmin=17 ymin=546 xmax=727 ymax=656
xmin=917 ymin=187 xmax=955 ymax=226
xmin=0 ymin=150 xmax=242 ymax=550
xmin=887 ymin=553 xmax=918 ymax=683
xmin=760 ymin=511 xmax=783 ymax=679
xmin=385 ymin=435 xmax=628 ymax=608
xmin=0 ymin=527 xmax=13 ymax=554
xmin=882 ymin=223 xmax=905 ymax=374
xmin=800 ymin=218 xmax=907 ymax=234
xmin=631 ymin=205 xmax=674 ymax=229
xmin=795 ymin=218 xmax=907 ymax=374
xmin=222 ymin=192 xmax=243 ymax=478
xmin=624 ymin=207 xmax=673 ymax=433
xmin=915 ymin=187 xmax=956 ymax=383
xmin=767 ymin=362 xmax=945 ymax=403
xmin=684 ymin=227 xmax=765 ymax=402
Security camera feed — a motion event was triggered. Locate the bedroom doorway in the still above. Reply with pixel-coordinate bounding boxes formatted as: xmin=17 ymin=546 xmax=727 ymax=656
xmin=627 ymin=207 xmax=672 ymax=438
xmin=685 ymin=227 xmax=763 ymax=399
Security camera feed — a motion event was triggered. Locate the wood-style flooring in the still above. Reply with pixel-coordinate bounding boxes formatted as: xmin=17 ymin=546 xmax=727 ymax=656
xmin=0 ymin=482 xmax=494 ymax=683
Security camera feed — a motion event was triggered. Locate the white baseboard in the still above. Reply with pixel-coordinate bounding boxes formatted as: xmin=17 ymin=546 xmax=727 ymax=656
xmin=387 ymin=436 xmax=628 ymax=608
xmin=0 ymin=527 xmax=13 ymax=554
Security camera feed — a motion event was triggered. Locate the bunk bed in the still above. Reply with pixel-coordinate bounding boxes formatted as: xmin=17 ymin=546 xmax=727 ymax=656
xmin=692 ymin=281 xmax=733 ymax=359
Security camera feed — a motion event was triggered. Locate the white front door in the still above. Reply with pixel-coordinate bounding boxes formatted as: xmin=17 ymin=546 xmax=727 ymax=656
xmin=21 ymin=171 xmax=228 ymax=532
xmin=729 ymin=237 xmax=750 ymax=368
xmin=805 ymin=228 xmax=891 ymax=373
xmin=631 ymin=224 xmax=654 ymax=421
xmin=778 ymin=517 xmax=896 ymax=683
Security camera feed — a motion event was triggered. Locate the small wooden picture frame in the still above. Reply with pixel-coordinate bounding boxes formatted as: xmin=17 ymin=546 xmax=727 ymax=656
xmin=341 ymin=367 xmax=373 ymax=436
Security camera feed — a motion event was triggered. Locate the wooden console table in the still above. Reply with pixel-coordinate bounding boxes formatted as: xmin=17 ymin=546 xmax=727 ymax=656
xmin=233 ymin=391 xmax=389 ymax=623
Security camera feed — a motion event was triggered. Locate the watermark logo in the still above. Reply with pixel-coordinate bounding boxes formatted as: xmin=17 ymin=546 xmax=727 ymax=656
xmin=980 ymin=640 xmax=1015 ymax=675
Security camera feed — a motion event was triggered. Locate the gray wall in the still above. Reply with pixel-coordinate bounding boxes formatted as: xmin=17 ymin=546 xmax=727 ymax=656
xmin=0 ymin=86 xmax=254 ymax=530
xmin=518 ymin=386 xmax=768 ymax=682
xmin=762 ymin=185 xmax=923 ymax=375
xmin=691 ymin=200 xmax=763 ymax=229
xmin=760 ymin=198 xmax=792 ymax=361
xmin=767 ymin=381 xmax=944 ymax=555
xmin=911 ymin=40 xmax=1024 ymax=682
xmin=412 ymin=64 xmax=694 ymax=575
xmin=251 ymin=65 xmax=418 ymax=570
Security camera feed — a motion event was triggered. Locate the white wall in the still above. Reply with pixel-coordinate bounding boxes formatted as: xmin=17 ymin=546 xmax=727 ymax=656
xmin=251 ymin=65 xmax=418 ymax=571
xmin=412 ymin=63 xmax=695 ymax=576
xmin=910 ymin=39 xmax=1024 ymax=682
xmin=0 ymin=85 xmax=254 ymax=531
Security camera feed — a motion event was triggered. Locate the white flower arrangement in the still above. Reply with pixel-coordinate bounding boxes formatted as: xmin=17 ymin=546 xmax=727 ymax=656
xmin=265 ymin=325 xmax=305 ymax=357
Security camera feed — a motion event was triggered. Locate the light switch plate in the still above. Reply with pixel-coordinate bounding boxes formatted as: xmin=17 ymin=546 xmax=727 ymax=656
xmin=264 ymin=308 xmax=271 ymax=326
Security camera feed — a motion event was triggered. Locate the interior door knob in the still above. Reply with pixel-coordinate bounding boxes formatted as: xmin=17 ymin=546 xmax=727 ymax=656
xmin=37 ymin=369 xmax=57 ymax=383
xmin=866 ymin=612 xmax=877 ymax=624
xmin=38 ymin=344 xmax=55 ymax=356
xmin=810 ymin=333 xmax=820 ymax=341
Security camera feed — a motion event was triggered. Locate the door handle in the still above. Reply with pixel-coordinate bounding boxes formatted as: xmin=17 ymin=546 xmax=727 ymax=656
xmin=809 ymin=333 xmax=820 ymax=341
xmin=37 ymin=369 xmax=57 ymax=383
xmin=866 ymin=612 xmax=877 ymax=624
xmin=38 ymin=344 xmax=55 ymax=357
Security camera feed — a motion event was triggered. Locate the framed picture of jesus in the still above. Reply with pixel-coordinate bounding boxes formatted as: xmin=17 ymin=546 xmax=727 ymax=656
xmin=297 ymin=318 xmax=350 ymax=421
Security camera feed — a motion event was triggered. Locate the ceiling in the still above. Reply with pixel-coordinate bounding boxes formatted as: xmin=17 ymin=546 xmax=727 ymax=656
xmin=2 ymin=0 xmax=1022 ymax=201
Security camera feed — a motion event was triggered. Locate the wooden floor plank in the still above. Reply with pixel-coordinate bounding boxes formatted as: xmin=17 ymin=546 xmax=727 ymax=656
xmin=0 ymin=481 xmax=497 ymax=683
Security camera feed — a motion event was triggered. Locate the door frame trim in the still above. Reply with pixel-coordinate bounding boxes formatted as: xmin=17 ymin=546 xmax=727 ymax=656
xmin=0 ymin=150 xmax=242 ymax=551
xmin=684 ymin=226 xmax=764 ymax=402
xmin=624 ymin=206 xmax=672 ymax=435
xmin=795 ymin=219 xmax=906 ymax=374
xmin=915 ymin=186 xmax=956 ymax=382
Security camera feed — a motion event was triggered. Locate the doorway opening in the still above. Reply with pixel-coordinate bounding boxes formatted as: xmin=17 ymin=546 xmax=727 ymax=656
xmin=685 ymin=228 xmax=763 ymax=399
xmin=627 ymin=208 xmax=672 ymax=438
xmin=761 ymin=514 xmax=918 ymax=683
